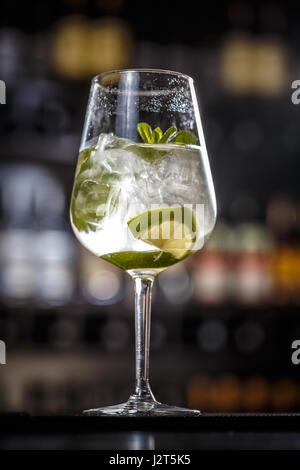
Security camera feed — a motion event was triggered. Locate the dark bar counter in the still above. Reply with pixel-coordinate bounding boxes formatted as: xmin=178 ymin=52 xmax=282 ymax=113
xmin=1 ymin=414 xmax=300 ymax=450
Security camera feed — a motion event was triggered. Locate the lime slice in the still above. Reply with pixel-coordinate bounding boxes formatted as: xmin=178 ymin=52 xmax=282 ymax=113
xmin=127 ymin=206 xmax=199 ymax=259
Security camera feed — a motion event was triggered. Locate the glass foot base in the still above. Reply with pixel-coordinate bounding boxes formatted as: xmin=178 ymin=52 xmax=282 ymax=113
xmin=83 ymin=395 xmax=200 ymax=417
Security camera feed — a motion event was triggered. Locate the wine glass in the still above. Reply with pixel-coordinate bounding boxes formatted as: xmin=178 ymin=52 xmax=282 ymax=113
xmin=70 ymin=69 xmax=216 ymax=416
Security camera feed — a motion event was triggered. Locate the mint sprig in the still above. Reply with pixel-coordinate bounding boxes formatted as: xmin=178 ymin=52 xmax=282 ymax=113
xmin=170 ymin=130 xmax=198 ymax=145
xmin=137 ymin=122 xmax=197 ymax=145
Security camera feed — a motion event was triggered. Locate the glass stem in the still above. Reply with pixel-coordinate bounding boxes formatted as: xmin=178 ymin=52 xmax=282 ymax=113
xmin=133 ymin=275 xmax=156 ymax=402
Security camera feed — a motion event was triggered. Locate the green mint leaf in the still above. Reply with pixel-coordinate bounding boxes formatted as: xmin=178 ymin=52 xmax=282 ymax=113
xmin=160 ymin=126 xmax=177 ymax=143
xmin=137 ymin=122 xmax=152 ymax=143
xmin=75 ymin=147 xmax=92 ymax=177
xmin=137 ymin=122 xmax=197 ymax=146
xmin=170 ymin=130 xmax=197 ymax=145
xmin=152 ymin=127 xmax=162 ymax=143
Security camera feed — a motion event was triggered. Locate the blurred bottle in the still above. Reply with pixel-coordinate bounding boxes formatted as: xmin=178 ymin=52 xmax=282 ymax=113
xmin=220 ymin=33 xmax=290 ymax=96
xmin=232 ymin=223 xmax=273 ymax=305
xmin=270 ymin=378 xmax=298 ymax=411
xmin=34 ymin=167 xmax=75 ymax=307
xmin=0 ymin=166 xmax=37 ymax=304
xmin=228 ymin=194 xmax=273 ymax=306
xmin=210 ymin=374 xmax=241 ymax=411
xmin=80 ymin=247 xmax=123 ymax=306
xmin=220 ymin=33 xmax=255 ymax=95
xmin=186 ymin=376 xmax=212 ymax=410
xmin=267 ymin=196 xmax=300 ymax=305
xmin=187 ymin=374 xmax=241 ymax=412
xmin=51 ymin=15 xmax=133 ymax=79
xmin=0 ymin=29 xmax=28 ymax=84
xmin=35 ymin=226 xmax=75 ymax=306
xmin=0 ymin=165 xmax=75 ymax=306
xmin=158 ymin=263 xmax=193 ymax=309
xmin=192 ymin=222 xmax=233 ymax=305
xmin=241 ymin=376 xmax=270 ymax=411
xmin=11 ymin=79 xmax=69 ymax=135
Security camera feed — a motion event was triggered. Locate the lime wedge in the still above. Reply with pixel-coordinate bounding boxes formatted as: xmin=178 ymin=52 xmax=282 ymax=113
xmin=127 ymin=206 xmax=199 ymax=259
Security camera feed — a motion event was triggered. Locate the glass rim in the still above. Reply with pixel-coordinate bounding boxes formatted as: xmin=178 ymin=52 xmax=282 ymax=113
xmin=92 ymin=68 xmax=194 ymax=84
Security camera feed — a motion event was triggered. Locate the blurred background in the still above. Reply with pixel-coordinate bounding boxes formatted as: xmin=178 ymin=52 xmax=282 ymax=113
xmin=0 ymin=0 xmax=299 ymax=414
